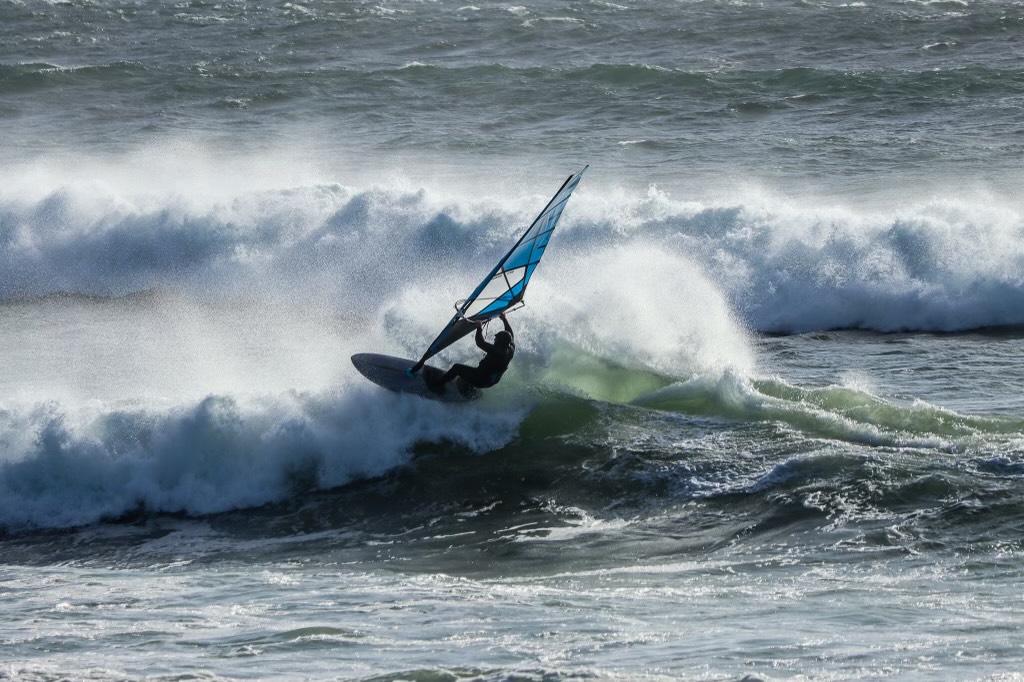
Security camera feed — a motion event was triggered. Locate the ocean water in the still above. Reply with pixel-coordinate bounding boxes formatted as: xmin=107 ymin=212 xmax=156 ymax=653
xmin=4 ymin=0 xmax=1024 ymax=679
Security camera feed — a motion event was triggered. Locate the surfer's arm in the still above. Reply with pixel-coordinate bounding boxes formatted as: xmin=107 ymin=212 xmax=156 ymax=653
xmin=499 ymin=313 xmax=513 ymax=337
xmin=474 ymin=322 xmax=493 ymax=352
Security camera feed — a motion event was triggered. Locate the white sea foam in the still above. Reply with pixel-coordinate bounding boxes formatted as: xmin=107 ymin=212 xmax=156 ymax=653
xmin=0 ymin=387 xmax=524 ymax=531
xmin=5 ymin=150 xmax=1022 ymax=336
xmin=561 ymin=182 xmax=1024 ymax=334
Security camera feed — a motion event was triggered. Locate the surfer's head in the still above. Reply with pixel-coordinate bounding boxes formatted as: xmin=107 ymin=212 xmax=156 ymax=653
xmin=494 ymin=331 xmax=512 ymax=348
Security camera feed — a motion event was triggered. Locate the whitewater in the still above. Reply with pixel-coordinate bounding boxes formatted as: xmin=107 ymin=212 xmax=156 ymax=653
xmin=5 ymin=0 xmax=1024 ymax=680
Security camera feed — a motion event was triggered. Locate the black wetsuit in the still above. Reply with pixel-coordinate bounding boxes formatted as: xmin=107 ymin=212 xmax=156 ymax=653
xmin=435 ymin=326 xmax=515 ymax=389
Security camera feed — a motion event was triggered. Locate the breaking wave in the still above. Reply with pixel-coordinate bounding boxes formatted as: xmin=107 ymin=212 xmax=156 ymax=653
xmin=2 ymin=152 xmax=1024 ymax=334
xmin=5 ymin=349 xmax=1023 ymax=534
xmin=4 ymin=150 xmax=1024 ymax=533
xmin=0 ymin=387 xmax=525 ymax=532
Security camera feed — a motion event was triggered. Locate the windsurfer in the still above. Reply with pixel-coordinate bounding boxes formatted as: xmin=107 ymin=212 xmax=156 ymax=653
xmin=428 ymin=313 xmax=515 ymax=393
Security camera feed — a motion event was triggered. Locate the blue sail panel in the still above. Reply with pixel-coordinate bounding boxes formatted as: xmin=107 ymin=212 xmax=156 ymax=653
xmin=413 ymin=167 xmax=587 ymax=368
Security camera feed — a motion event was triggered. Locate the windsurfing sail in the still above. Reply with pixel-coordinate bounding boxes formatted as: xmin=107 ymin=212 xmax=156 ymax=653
xmin=411 ymin=166 xmax=587 ymax=372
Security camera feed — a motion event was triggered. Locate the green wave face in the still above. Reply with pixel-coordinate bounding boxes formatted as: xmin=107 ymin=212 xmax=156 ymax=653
xmin=525 ymin=342 xmax=1024 ymax=455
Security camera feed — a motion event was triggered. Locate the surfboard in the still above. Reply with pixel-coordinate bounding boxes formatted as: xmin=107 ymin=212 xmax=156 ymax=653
xmin=351 ymin=353 xmax=480 ymax=402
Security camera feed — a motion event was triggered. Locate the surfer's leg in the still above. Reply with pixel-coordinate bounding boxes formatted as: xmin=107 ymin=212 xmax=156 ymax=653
xmin=430 ymin=364 xmax=474 ymax=392
xmin=457 ymin=366 xmax=494 ymax=388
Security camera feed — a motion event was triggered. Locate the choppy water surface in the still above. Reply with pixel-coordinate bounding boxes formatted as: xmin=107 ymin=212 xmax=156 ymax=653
xmin=4 ymin=0 xmax=1024 ymax=680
